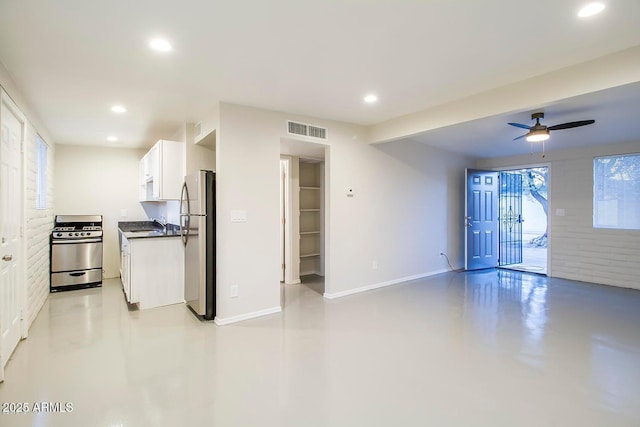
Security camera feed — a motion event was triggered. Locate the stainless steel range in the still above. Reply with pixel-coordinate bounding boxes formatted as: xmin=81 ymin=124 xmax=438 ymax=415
xmin=50 ymin=215 xmax=103 ymax=292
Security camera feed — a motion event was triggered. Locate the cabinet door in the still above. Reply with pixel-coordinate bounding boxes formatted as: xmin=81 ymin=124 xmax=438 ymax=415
xmin=121 ymin=242 xmax=131 ymax=302
xmin=139 ymin=155 xmax=148 ymax=201
xmin=158 ymin=140 xmax=184 ymax=200
xmin=138 ymin=140 xmax=184 ymax=201
xmin=149 ymin=143 xmax=161 ymax=199
xmin=123 ymin=252 xmax=131 ymax=302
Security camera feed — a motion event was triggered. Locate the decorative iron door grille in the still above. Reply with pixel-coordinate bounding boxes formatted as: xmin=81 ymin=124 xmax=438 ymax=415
xmin=499 ymin=172 xmax=523 ymax=266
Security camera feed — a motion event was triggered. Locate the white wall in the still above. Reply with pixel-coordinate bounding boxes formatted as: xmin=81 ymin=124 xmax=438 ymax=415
xmin=1 ymin=64 xmax=56 ymax=330
xmin=54 ymin=145 xmax=147 ymax=278
xmin=215 ymin=103 xmax=475 ymax=323
xmin=477 ymin=141 xmax=640 ymax=290
xmin=140 ymin=201 xmax=181 ymax=226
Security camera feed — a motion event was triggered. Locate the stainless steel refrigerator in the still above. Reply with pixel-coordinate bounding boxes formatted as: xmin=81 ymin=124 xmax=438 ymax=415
xmin=180 ymin=170 xmax=215 ymax=320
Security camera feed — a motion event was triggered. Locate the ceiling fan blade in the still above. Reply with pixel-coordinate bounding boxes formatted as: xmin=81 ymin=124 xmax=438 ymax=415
xmin=513 ymin=134 xmax=527 ymax=141
xmin=508 ymin=122 xmax=532 ymax=130
xmin=548 ymin=120 xmax=595 ymax=131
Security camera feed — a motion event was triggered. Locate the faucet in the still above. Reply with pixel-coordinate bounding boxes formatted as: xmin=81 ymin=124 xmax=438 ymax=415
xmin=152 ymin=217 xmax=167 ymax=232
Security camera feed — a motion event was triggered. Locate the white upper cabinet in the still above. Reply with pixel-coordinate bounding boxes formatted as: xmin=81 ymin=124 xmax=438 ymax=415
xmin=139 ymin=140 xmax=184 ymax=201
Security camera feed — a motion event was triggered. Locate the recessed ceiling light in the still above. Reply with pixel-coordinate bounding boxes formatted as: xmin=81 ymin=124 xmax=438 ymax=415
xmin=364 ymin=94 xmax=378 ymax=104
xmin=111 ymin=105 xmax=127 ymax=113
xmin=149 ymin=38 xmax=172 ymax=52
xmin=578 ymin=2 xmax=605 ymax=17
xmin=107 ymin=136 xmax=118 ymax=142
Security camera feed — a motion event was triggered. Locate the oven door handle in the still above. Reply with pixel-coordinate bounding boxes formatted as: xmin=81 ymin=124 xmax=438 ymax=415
xmin=69 ymin=272 xmax=87 ymax=277
xmin=52 ymin=238 xmax=102 ymax=244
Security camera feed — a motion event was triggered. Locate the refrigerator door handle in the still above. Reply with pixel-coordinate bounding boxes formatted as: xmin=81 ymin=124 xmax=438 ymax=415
xmin=179 ymin=182 xmax=191 ymax=247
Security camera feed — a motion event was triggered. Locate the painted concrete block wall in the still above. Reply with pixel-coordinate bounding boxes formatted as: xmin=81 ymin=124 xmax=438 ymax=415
xmin=54 ymin=145 xmax=147 ymax=278
xmin=215 ymin=103 xmax=475 ymax=322
xmin=24 ymin=124 xmax=55 ymax=329
xmin=477 ymin=141 xmax=640 ymax=290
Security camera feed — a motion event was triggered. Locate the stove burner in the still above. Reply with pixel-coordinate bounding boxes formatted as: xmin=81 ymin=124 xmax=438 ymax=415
xmin=52 ymin=215 xmax=103 ymax=240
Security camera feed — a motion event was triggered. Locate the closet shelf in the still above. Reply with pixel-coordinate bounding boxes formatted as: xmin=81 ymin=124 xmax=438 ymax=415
xmin=300 ymin=253 xmax=321 ymax=258
xmin=300 ymin=231 xmax=320 ymax=235
xmin=300 ymin=186 xmax=320 ymax=190
xmin=300 ymin=209 xmax=320 ymax=212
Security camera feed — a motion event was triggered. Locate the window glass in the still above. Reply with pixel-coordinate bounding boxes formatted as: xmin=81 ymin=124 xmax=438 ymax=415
xmin=593 ymin=153 xmax=640 ymax=229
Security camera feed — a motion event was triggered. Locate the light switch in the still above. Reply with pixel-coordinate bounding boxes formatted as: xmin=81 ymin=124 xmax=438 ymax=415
xmin=231 ymin=210 xmax=247 ymax=223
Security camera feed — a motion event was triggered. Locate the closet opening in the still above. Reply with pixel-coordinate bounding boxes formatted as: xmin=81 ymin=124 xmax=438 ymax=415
xmin=279 ymin=138 xmax=328 ymax=304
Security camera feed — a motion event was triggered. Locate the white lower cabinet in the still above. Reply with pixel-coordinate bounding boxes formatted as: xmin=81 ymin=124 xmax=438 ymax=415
xmin=121 ymin=236 xmax=131 ymax=301
xmin=120 ymin=235 xmax=184 ymax=310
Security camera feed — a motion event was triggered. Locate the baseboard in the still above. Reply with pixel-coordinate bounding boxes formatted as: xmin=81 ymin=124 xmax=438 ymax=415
xmin=214 ymin=305 xmax=282 ymax=326
xmin=323 ymin=269 xmax=449 ymax=300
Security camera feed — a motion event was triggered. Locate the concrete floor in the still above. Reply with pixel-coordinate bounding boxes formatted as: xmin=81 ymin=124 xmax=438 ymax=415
xmin=1 ymin=271 xmax=639 ymax=426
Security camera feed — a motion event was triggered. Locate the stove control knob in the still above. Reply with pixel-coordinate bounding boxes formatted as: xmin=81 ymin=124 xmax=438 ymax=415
xmin=80 ymin=232 xmax=85 ymax=236
xmin=56 ymin=233 xmax=62 ymax=237
xmin=86 ymin=232 xmax=91 ymax=236
xmin=75 ymin=232 xmax=79 ymax=236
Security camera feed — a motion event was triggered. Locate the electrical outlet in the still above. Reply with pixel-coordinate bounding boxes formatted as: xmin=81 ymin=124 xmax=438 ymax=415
xmin=230 ymin=285 xmax=239 ymax=298
xmin=372 ymin=260 xmax=378 ymax=270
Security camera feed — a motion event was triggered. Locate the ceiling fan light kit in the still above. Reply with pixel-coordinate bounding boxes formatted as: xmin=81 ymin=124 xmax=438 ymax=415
xmin=508 ymin=111 xmax=595 ymax=157
xmin=526 ymin=128 xmax=550 ymax=142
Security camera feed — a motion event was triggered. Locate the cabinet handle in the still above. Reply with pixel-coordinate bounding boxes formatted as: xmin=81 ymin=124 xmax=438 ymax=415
xmin=70 ymin=272 xmax=87 ymax=277
xmin=2 ymin=255 xmax=12 ymax=261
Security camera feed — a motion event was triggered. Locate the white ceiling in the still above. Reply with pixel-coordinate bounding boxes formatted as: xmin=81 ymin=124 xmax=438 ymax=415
xmin=0 ymin=0 xmax=639 ymax=152
xmin=409 ymin=81 xmax=640 ymax=158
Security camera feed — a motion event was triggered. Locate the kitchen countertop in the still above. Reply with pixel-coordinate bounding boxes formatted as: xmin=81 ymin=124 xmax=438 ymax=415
xmin=118 ymin=221 xmax=182 ymax=239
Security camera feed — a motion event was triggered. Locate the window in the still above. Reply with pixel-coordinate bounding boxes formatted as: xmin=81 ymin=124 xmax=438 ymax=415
xmin=36 ymin=135 xmax=48 ymax=209
xmin=593 ymin=153 xmax=640 ymax=230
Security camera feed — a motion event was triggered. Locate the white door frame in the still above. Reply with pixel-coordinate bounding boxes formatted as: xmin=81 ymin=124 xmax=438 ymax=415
xmin=0 ymin=89 xmax=27 ymax=382
xmin=280 ymin=156 xmax=298 ymax=284
xmin=279 ymin=140 xmax=331 ymax=294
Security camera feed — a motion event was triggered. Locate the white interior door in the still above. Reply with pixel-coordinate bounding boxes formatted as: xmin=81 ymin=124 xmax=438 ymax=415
xmin=280 ymin=160 xmax=285 ymax=282
xmin=0 ymin=91 xmax=25 ymax=380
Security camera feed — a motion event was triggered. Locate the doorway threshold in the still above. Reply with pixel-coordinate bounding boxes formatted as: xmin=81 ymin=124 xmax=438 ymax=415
xmin=499 ymin=264 xmax=547 ymax=275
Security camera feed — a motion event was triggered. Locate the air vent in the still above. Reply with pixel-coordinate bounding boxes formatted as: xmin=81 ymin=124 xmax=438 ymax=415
xmin=288 ymin=121 xmax=308 ymax=136
xmin=308 ymin=125 xmax=327 ymax=139
xmin=287 ymin=121 xmax=328 ymax=140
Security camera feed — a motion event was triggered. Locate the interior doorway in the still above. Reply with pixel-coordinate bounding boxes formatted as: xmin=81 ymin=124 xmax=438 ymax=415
xmin=279 ymin=138 xmax=328 ymax=304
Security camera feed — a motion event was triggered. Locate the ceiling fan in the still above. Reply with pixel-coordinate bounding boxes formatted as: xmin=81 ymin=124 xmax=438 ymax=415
xmin=508 ymin=112 xmax=595 ymax=142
